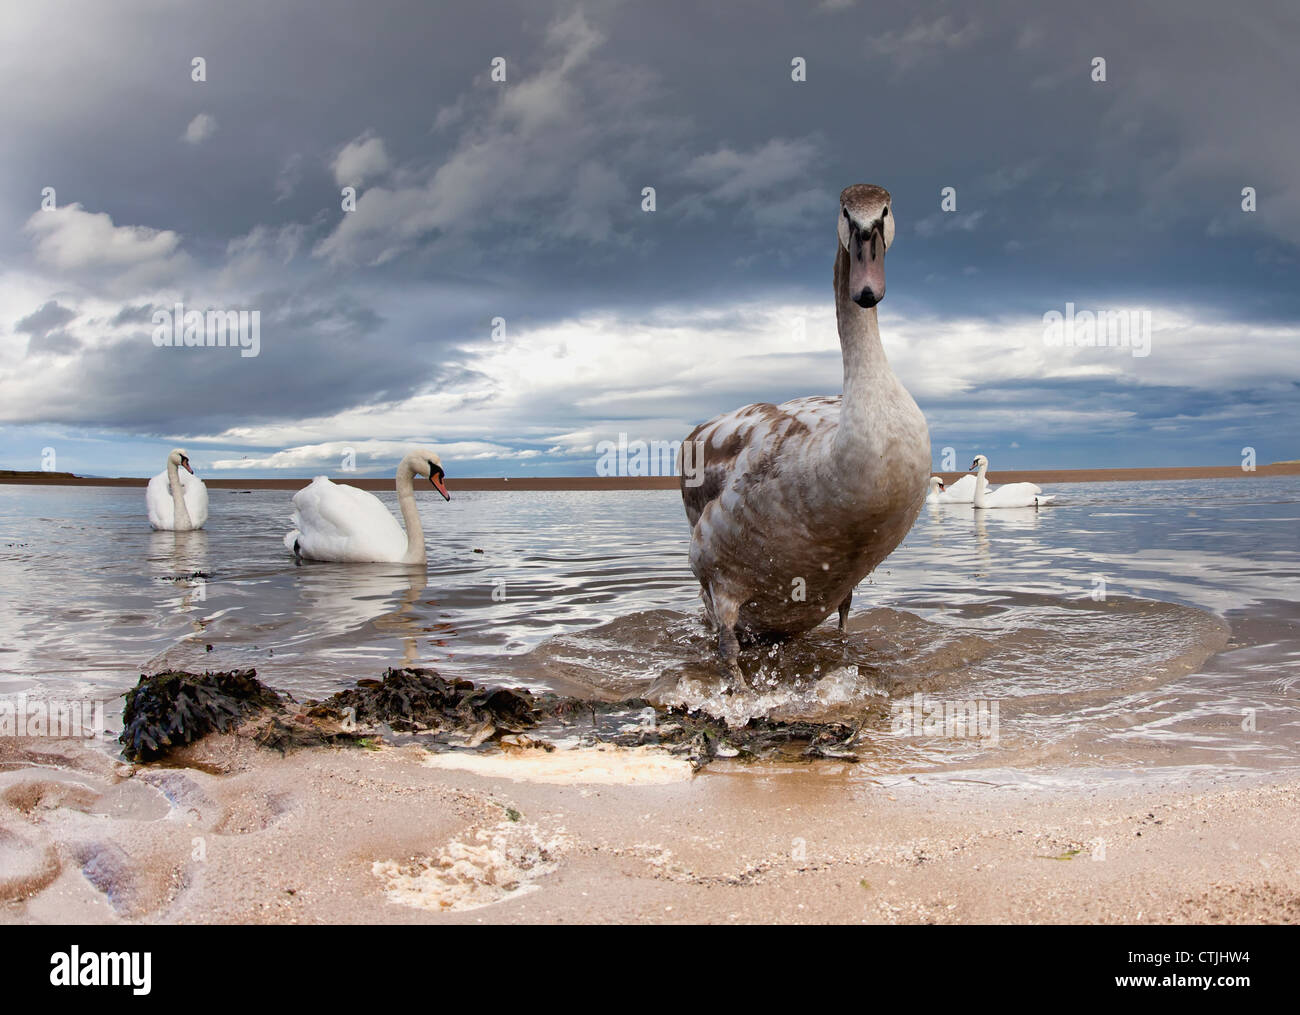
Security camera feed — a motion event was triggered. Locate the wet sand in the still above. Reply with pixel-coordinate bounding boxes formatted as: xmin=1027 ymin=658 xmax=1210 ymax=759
xmin=3 ymin=463 xmax=1299 ymax=492
xmin=3 ymin=732 xmax=1297 ymax=924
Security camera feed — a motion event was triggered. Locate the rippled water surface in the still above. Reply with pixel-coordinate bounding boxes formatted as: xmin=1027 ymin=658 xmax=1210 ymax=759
xmin=1 ymin=477 xmax=1297 ymax=779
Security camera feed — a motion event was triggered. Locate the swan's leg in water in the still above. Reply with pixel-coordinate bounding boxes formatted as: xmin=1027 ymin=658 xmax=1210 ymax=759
xmin=709 ymin=589 xmax=745 ymax=688
xmin=837 ymin=590 xmax=852 ymax=633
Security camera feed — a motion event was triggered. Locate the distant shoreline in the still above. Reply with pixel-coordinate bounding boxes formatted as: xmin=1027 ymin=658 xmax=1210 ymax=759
xmin=1 ymin=463 xmax=1298 ymax=491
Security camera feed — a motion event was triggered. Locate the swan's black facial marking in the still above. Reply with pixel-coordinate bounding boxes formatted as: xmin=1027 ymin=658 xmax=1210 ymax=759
xmin=427 ymin=461 xmax=451 ymax=501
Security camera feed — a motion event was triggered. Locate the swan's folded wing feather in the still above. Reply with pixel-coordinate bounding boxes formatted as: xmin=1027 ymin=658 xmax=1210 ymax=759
xmin=179 ymin=470 xmax=209 ymax=528
xmin=145 ymin=471 xmax=172 ymax=529
xmin=289 ymin=477 xmax=406 ymax=561
xmin=681 ymin=397 xmax=839 ymax=529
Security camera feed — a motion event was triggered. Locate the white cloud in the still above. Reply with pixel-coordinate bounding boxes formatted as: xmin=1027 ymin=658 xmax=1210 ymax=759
xmin=23 ymin=204 xmax=185 ymax=277
xmin=867 ymin=15 xmax=981 ymax=71
xmin=183 ymin=113 xmax=217 ymax=145
xmin=914 ymin=209 xmax=986 ymax=238
xmin=331 ymin=134 xmax=391 ymax=187
xmin=210 ymin=439 xmax=523 ymax=471
xmin=219 ymin=223 xmax=306 ymax=286
xmin=191 ymin=298 xmax=1300 ymax=467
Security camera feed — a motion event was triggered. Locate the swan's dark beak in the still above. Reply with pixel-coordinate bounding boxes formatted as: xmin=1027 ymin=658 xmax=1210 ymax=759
xmin=849 ymin=222 xmax=886 ymax=308
xmin=430 ymin=474 xmax=450 ymax=501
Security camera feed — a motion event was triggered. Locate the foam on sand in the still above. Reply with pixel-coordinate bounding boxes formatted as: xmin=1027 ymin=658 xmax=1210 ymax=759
xmin=420 ymin=743 xmax=695 ymax=785
xmin=373 ymin=819 xmax=568 ymax=912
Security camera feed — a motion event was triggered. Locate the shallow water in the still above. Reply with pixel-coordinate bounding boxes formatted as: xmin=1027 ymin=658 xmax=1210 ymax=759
xmin=0 ymin=477 xmax=1297 ymax=780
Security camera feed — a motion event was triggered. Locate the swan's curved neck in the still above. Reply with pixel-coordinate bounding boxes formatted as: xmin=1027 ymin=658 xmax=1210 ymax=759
xmin=834 ymin=244 xmax=891 ymax=454
xmin=168 ymin=459 xmax=192 ymax=530
xmin=395 ymin=461 xmax=427 ymax=565
xmin=973 ymin=463 xmax=988 ymax=508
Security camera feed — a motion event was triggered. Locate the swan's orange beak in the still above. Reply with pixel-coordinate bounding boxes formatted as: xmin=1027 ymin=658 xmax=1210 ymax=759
xmin=181 ymin=458 xmax=194 ymax=474
xmin=430 ymin=474 xmax=450 ymax=501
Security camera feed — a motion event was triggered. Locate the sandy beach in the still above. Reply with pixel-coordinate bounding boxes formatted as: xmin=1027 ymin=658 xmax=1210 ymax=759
xmin=3 ymin=728 xmax=1298 ymax=925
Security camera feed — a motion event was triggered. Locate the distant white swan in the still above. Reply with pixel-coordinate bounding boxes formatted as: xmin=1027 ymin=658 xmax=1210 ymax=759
xmin=970 ymin=454 xmax=1055 ymax=509
xmin=147 ymin=448 xmax=208 ymax=531
xmin=927 ymin=473 xmax=990 ymax=504
xmin=936 ymin=472 xmax=989 ymax=503
xmin=284 ymin=449 xmax=449 ymax=564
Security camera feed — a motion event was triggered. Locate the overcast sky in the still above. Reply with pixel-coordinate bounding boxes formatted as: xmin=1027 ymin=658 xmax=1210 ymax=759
xmin=2 ymin=0 xmax=1297 ymax=478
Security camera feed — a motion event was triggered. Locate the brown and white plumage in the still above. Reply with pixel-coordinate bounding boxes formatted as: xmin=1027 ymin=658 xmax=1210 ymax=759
xmin=680 ymin=184 xmax=930 ymax=677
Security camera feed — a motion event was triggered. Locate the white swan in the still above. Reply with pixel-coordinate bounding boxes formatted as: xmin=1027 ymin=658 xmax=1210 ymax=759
xmin=284 ymin=449 xmax=449 ymax=564
xmin=146 ymin=448 xmax=208 ymax=531
xmin=927 ymin=473 xmax=990 ymax=504
xmin=970 ymin=454 xmax=1055 ymax=509
xmin=935 ymin=472 xmax=989 ymax=503
xmin=681 ymin=184 xmax=930 ymax=676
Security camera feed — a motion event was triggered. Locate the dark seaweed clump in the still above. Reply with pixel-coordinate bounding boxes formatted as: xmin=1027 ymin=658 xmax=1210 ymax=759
xmin=325 ymin=668 xmax=536 ymax=735
xmin=120 ymin=668 xmax=282 ymax=762
xmin=119 ymin=666 xmax=539 ymax=761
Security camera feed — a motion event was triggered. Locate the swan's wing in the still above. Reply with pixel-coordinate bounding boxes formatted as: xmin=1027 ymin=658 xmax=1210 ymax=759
xmin=179 ymin=471 xmax=209 ymax=528
xmin=288 ymin=477 xmax=407 ymax=562
xmin=146 ymin=471 xmax=173 ymax=529
xmin=681 ymin=396 xmax=839 ymax=530
xmin=985 ymin=482 xmax=1044 ymax=507
xmin=943 ymin=474 xmax=976 ymax=501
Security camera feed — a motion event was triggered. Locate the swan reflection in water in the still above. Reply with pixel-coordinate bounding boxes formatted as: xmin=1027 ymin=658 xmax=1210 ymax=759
xmin=924 ymin=500 xmax=1042 ymax=579
xmin=288 ymin=563 xmax=454 ymax=670
xmin=149 ymin=529 xmax=211 ymax=619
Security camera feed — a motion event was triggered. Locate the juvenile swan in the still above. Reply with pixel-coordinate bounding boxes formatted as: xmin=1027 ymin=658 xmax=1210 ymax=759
xmin=147 ymin=448 xmax=208 ymax=531
xmin=284 ymin=449 xmax=450 ymax=564
xmin=681 ymin=184 xmax=930 ymax=677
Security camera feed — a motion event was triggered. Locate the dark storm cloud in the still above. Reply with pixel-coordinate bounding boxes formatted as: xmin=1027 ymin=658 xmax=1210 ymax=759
xmin=15 ymin=300 xmax=76 ymax=336
xmin=0 ymin=0 xmax=1297 ymax=471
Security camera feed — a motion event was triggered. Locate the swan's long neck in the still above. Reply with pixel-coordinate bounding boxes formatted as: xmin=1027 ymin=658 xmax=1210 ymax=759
xmin=833 ymin=244 xmax=892 ymax=459
xmin=168 ymin=459 xmax=192 ymax=530
xmin=395 ymin=461 xmax=427 ymax=565
xmin=973 ymin=463 xmax=988 ymax=508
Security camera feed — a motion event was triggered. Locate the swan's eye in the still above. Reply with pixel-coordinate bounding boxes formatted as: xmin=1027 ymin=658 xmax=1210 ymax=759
xmin=882 ymin=207 xmax=889 ymax=218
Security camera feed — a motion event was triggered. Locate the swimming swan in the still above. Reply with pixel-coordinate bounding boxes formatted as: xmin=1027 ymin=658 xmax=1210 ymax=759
xmin=681 ymin=184 xmax=930 ymax=679
xmin=935 ymin=472 xmax=989 ymax=503
xmin=146 ymin=449 xmax=208 ymax=531
xmin=927 ymin=473 xmax=991 ymax=504
xmin=284 ymin=449 xmax=450 ymax=564
xmin=970 ymin=454 xmax=1054 ymax=509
